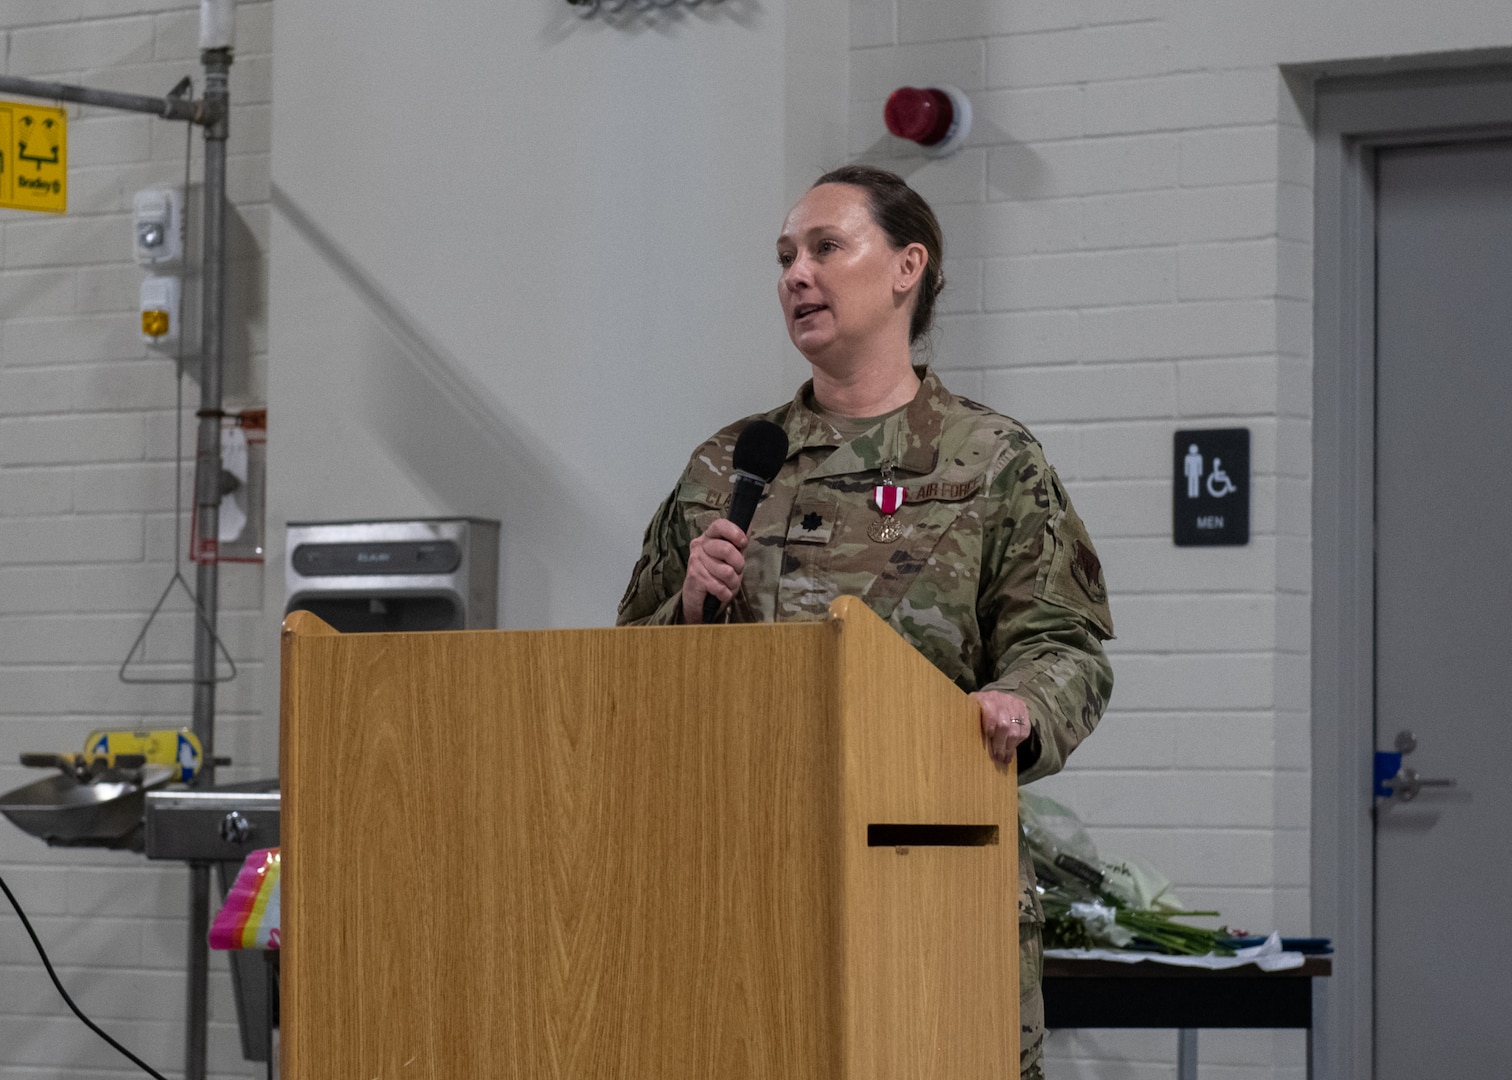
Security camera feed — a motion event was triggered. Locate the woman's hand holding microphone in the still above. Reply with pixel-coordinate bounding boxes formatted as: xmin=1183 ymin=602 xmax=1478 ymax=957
xmin=681 ymin=519 xmax=748 ymax=625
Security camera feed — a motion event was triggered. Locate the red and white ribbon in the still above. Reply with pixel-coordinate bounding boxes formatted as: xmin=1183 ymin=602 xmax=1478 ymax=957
xmin=873 ymin=485 xmax=907 ymax=515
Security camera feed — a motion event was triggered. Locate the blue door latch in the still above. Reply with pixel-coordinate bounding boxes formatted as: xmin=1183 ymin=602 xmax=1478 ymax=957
xmin=1373 ymin=751 xmax=1403 ymax=798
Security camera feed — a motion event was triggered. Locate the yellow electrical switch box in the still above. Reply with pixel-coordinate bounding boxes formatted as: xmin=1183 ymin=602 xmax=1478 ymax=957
xmin=0 ymin=100 xmax=67 ymax=214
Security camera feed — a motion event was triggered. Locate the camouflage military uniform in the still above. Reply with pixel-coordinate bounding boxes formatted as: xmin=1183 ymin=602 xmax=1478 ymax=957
xmin=618 ymin=367 xmax=1114 ymax=1077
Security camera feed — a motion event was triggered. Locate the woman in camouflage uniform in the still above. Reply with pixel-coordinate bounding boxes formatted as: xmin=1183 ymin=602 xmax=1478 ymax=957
xmin=617 ymin=164 xmax=1113 ymax=1079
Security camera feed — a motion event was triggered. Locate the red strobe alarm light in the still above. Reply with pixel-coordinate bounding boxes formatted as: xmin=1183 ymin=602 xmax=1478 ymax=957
xmin=883 ymin=85 xmax=972 ymax=157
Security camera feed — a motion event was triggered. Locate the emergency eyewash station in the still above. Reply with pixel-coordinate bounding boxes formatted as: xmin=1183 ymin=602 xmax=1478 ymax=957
xmin=0 ymin=3 xmax=243 ymax=1077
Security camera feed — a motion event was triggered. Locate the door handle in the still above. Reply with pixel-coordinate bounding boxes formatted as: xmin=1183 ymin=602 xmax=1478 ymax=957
xmin=1374 ymin=731 xmax=1458 ymax=803
xmin=1382 ymin=766 xmax=1457 ymax=803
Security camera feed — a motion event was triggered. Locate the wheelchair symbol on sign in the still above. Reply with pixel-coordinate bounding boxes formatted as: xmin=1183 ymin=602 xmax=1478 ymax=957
xmin=1206 ymin=458 xmax=1237 ymax=498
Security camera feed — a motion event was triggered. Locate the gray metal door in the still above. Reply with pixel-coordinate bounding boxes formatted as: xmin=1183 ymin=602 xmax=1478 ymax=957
xmin=1374 ymin=139 xmax=1512 ymax=1077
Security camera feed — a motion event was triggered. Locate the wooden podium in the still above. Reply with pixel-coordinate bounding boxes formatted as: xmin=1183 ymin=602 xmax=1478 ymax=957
xmin=281 ymin=596 xmax=1018 ymax=1079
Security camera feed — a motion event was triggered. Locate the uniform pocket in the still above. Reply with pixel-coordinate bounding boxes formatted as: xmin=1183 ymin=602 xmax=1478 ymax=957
xmin=688 ymin=508 xmax=722 ymax=538
xmin=668 ymin=488 xmax=728 ymax=609
xmin=677 ymin=483 xmax=730 ymax=540
xmin=1019 ymin=919 xmax=1044 ymax=1003
xmin=856 ymin=496 xmax=976 ymax=621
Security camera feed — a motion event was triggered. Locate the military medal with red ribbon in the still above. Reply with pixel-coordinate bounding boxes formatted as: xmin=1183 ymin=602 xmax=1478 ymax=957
xmin=869 ymin=465 xmax=907 ymax=543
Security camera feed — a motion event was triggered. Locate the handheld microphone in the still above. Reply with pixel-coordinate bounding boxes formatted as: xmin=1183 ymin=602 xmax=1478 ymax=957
xmin=701 ymin=419 xmax=788 ymax=624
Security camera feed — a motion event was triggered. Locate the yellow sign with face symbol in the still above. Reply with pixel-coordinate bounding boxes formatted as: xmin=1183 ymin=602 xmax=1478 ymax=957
xmin=0 ymin=100 xmax=67 ymax=214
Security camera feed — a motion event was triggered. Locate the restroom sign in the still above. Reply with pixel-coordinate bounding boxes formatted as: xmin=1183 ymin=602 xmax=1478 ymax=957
xmin=1174 ymin=428 xmax=1248 ymax=546
xmin=0 ymin=100 xmax=67 ymax=214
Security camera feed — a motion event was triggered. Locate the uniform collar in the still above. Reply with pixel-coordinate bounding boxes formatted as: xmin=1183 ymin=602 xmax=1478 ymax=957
xmin=782 ymin=366 xmax=946 ymax=478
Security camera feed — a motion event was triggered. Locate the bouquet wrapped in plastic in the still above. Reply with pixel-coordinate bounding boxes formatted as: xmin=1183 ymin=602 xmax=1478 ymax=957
xmin=1022 ymin=792 xmax=1233 ymax=956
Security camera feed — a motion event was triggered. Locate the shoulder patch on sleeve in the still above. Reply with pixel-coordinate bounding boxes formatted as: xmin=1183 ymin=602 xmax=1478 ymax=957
xmin=1034 ymin=507 xmax=1114 ymax=639
xmin=1070 ymin=539 xmax=1107 ymax=605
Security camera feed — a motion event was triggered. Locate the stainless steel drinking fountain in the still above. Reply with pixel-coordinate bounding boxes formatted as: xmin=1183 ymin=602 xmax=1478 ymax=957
xmin=283 ymin=517 xmax=500 ymax=632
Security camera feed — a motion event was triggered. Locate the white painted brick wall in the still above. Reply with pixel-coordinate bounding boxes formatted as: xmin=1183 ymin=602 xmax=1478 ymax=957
xmin=0 ymin=3 xmax=272 ymax=1077
xmin=851 ymin=5 xmax=1319 ymax=1077
xmin=986 ymin=248 xmax=1177 ymax=310
xmin=7 ymin=19 xmax=158 ymax=77
xmin=986 ymin=25 xmax=1174 ymax=88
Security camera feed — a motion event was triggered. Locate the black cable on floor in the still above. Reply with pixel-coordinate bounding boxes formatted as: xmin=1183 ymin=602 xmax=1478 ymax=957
xmin=0 ymin=870 xmax=170 ymax=1080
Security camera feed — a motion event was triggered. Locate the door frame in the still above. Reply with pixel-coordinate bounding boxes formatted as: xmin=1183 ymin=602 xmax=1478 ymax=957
xmin=1311 ymin=66 xmax=1512 ymax=1080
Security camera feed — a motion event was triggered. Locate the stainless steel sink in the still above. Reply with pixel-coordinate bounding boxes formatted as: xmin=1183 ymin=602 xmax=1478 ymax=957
xmin=0 ymin=766 xmax=177 ymax=849
xmin=2 ymin=767 xmax=284 ymax=1065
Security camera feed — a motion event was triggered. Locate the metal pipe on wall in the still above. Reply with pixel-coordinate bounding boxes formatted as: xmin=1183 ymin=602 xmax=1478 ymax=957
xmin=185 ymin=42 xmax=232 ymax=1080
xmin=0 ymin=74 xmax=203 ymax=121
xmin=193 ymin=52 xmax=230 ymax=794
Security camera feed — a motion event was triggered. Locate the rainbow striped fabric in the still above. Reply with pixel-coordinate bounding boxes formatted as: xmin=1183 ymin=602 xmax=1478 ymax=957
xmin=209 ymin=847 xmax=281 ymax=950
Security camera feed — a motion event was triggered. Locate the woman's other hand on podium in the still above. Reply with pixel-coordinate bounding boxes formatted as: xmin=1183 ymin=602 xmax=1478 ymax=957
xmin=973 ymin=689 xmax=1032 ymax=770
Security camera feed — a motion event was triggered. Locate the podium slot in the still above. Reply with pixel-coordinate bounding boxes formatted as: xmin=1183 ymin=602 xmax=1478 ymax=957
xmin=867 ymin=823 xmax=999 ymax=847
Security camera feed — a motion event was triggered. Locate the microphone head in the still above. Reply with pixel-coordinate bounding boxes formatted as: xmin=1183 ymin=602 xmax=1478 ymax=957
xmin=732 ymin=420 xmax=788 ymax=483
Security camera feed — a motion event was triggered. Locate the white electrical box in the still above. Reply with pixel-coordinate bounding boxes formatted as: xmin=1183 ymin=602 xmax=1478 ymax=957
xmin=140 ymin=275 xmax=182 ymax=346
xmin=133 ymin=187 xmax=184 ymax=268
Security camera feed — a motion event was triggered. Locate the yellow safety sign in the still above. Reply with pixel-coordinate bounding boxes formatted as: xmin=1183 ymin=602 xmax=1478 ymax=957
xmin=86 ymin=728 xmax=205 ymax=781
xmin=0 ymin=100 xmax=67 ymax=214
